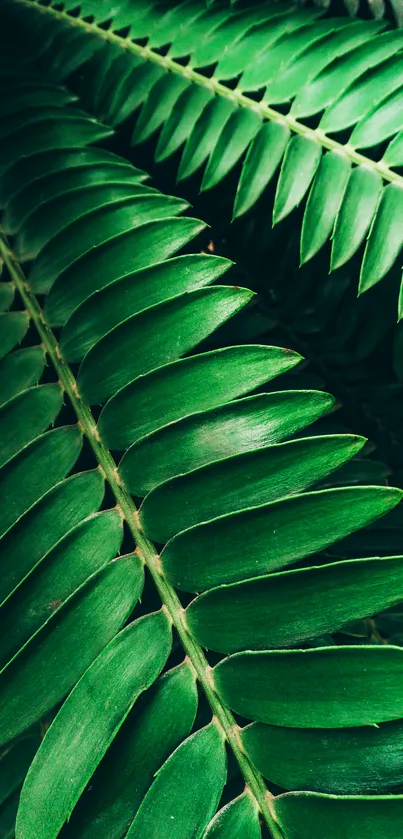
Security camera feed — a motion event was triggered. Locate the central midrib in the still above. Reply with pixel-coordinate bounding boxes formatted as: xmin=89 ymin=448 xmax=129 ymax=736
xmin=15 ymin=0 xmax=403 ymax=189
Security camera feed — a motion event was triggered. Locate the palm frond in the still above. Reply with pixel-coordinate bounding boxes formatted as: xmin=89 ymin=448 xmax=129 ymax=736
xmin=8 ymin=0 xmax=403 ymax=317
xmin=0 ymin=58 xmax=403 ymax=839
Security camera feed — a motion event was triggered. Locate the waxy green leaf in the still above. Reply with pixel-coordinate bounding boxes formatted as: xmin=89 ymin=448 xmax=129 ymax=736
xmin=126 ymin=723 xmax=227 ymax=839
xmin=140 ymin=434 xmax=365 ymax=542
xmin=161 ymin=486 xmax=402 ymax=591
xmin=78 ymin=286 xmax=253 ymax=404
xmin=61 ymin=254 xmax=232 ymax=362
xmin=0 ymin=469 xmax=104 ymax=605
xmin=65 ymin=662 xmax=198 ymax=839
xmin=0 ymin=510 xmax=123 ymax=667
xmin=0 ymin=426 xmax=83 ymax=539
xmin=17 ymin=610 xmax=171 ymax=839
xmin=0 ymin=384 xmax=63 ymax=469
xmin=214 ymin=645 xmax=403 ymax=727
xmin=121 ymin=391 xmax=334 ymax=496
xmin=187 ymin=555 xmax=403 ymax=653
xmin=0 ymin=555 xmax=144 ymax=745
xmin=203 ymin=793 xmax=261 ymax=839
xmin=272 ymin=791 xmax=403 ymax=839
xmin=242 ymin=717 xmax=403 ymax=794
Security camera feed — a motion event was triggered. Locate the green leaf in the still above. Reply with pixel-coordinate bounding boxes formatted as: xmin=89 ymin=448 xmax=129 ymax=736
xmin=64 ymin=661 xmax=198 ymax=839
xmin=233 ymin=121 xmax=290 ymax=219
xmin=132 ymin=75 xmax=190 ymax=145
xmin=16 ymin=610 xmax=172 ymax=839
xmin=320 ymin=54 xmax=403 ymax=134
xmin=0 ymin=384 xmax=63 ymax=469
xmin=300 ymin=151 xmax=351 ymax=264
xmin=201 ymin=109 xmax=261 ymax=192
xmin=330 ymin=166 xmax=382 ymax=271
xmin=0 ymin=312 xmax=29 ymax=361
xmin=291 ymin=30 xmax=403 ymax=118
xmin=44 ymin=217 xmax=206 ymax=321
xmin=187 ymin=555 xmax=403 ymax=653
xmin=29 ymin=194 xmax=189 ymax=294
xmin=0 ymin=147 xmax=145 ymax=209
xmin=0 ymin=469 xmax=104 ymax=606
xmin=242 ymin=717 xmax=403 ymax=794
xmin=0 ymin=113 xmax=113 ymax=175
xmin=121 ymin=390 xmax=334 ymax=496
xmin=99 ymin=345 xmax=300 ymax=451
xmin=350 ymin=84 xmax=403 ymax=149
xmin=0 ymin=425 xmax=83 ymax=539
xmin=126 ymin=723 xmax=227 ymax=839
xmin=214 ymin=645 xmax=403 ymax=727
xmin=273 ymin=135 xmax=321 ymax=225
xmin=0 ymin=554 xmax=144 ymax=745
xmin=140 ymin=434 xmax=365 ymax=542
xmin=359 ymin=184 xmax=403 ymax=294
xmin=156 ymin=85 xmax=213 ymax=163
xmin=60 ymin=254 xmax=232 ymax=362
xmin=161 ymin=486 xmax=402 ymax=591
xmin=272 ymin=791 xmax=403 ymax=839
xmin=177 ymin=97 xmax=235 ymax=182
xmin=14 ymin=181 xmax=158 ymax=261
xmin=0 ymin=509 xmax=123 ymax=668
xmin=0 ymin=346 xmax=46 ymax=408
xmin=78 ymin=286 xmax=253 ymax=404
xmin=202 ymin=793 xmax=261 ymax=839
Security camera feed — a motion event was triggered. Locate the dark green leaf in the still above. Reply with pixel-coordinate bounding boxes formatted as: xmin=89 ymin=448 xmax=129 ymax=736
xmin=203 ymin=793 xmax=261 ymax=838
xmin=233 ymin=121 xmax=290 ymax=219
xmin=29 ymin=194 xmax=189 ymax=294
xmin=0 ymin=509 xmax=123 ymax=667
xmin=161 ymin=486 xmax=402 ymax=591
xmin=44 ymin=217 xmax=206 ymax=321
xmin=61 ymin=254 xmax=232 ymax=362
xmin=65 ymin=661 xmax=198 ymax=839
xmin=359 ymin=184 xmax=403 ymax=294
xmin=273 ymin=135 xmax=321 ymax=224
xmin=0 ymin=469 xmax=104 ymax=605
xmin=330 ymin=166 xmax=382 ymax=271
xmin=0 ymin=384 xmax=63 ymax=469
xmin=272 ymin=791 xmax=403 ymax=839
xmin=140 ymin=434 xmax=365 ymax=541
xmin=126 ymin=723 xmax=227 ymax=839
xmin=0 ymin=426 xmax=83 ymax=539
xmin=300 ymin=151 xmax=351 ymax=264
xmin=214 ymin=645 xmax=403 ymax=726
xmin=187 ymin=555 xmax=403 ymax=652
xmin=99 ymin=345 xmax=302 ymax=451
xmin=78 ymin=286 xmax=253 ymax=404
xmin=242 ymin=717 xmax=403 ymax=793
xmin=0 ymin=554 xmax=144 ymax=745
xmin=0 ymin=312 xmax=29 ymax=361
xmin=17 ymin=610 xmax=171 ymax=839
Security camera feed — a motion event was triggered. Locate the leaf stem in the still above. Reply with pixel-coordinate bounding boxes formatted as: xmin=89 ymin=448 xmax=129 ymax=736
xmin=0 ymin=234 xmax=285 ymax=839
xmin=14 ymin=0 xmax=403 ymax=190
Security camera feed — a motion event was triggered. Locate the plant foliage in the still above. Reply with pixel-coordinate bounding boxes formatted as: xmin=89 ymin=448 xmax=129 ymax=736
xmin=1 ymin=3 xmax=403 ymax=839
xmin=8 ymin=0 xmax=403 ymax=317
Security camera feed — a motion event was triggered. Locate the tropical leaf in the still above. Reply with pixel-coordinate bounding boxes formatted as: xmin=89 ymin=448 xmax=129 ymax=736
xmin=8 ymin=0 xmax=403 ymax=316
xmin=0 ymin=48 xmax=403 ymax=839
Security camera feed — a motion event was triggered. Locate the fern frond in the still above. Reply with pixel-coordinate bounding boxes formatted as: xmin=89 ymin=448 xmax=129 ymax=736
xmin=8 ymin=0 xmax=403 ymax=316
xmin=1 ymin=60 xmax=403 ymax=839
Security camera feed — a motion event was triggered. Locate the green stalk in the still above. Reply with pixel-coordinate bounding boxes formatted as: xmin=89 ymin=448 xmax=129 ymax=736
xmin=0 ymin=234 xmax=285 ymax=839
xmin=15 ymin=0 xmax=403 ymax=189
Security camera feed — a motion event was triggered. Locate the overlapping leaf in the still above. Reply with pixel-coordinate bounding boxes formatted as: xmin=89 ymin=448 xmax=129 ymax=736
xmin=0 ymin=56 xmax=403 ymax=839
xmin=10 ymin=0 xmax=403 ymax=315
